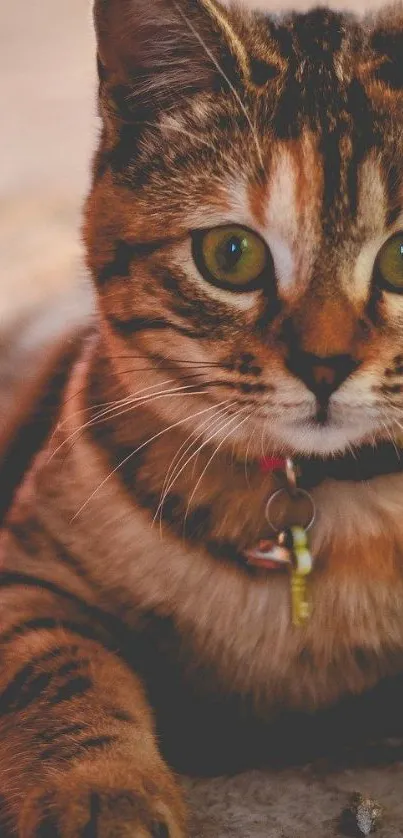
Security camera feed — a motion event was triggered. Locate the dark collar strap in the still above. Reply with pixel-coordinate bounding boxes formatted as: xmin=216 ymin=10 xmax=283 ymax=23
xmin=296 ymin=442 xmax=403 ymax=489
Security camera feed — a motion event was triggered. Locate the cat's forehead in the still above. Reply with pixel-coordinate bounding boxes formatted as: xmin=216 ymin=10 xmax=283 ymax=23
xmin=239 ymin=6 xmax=353 ymax=80
xmin=96 ymin=0 xmax=403 ymax=250
xmin=189 ymin=133 xmax=394 ymax=298
xmin=233 ymin=5 xmax=396 ymax=91
xmin=244 ymin=8 xmax=396 ymax=140
xmin=189 ymin=8 xmax=403 ymax=243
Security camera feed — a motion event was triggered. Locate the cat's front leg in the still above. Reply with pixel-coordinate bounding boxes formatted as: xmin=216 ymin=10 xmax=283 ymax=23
xmin=0 ymin=578 xmax=185 ymax=838
xmin=19 ymin=754 xmax=184 ymax=838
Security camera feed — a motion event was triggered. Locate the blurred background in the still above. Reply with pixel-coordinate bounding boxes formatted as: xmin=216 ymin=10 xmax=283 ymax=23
xmin=0 ymin=0 xmax=95 ymax=422
xmin=0 ymin=0 xmax=389 ymax=340
xmin=0 ymin=0 xmax=95 ymax=328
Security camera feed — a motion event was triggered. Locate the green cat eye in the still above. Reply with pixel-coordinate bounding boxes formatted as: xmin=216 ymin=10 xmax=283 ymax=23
xmin=376 ymin=232 xmax=403 ymax=293
xmin=192 ymin=225 xmax=270 ymax=291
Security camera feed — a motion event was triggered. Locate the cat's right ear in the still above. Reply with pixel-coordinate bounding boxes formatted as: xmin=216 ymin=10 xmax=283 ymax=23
xmin=93 ymin=0 xmax=233 ymax=119
xmin=365 ymin=3 xmax=403 ymax=93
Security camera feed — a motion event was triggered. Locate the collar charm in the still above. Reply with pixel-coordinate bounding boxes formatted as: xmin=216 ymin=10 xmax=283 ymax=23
xmin=289 ymin=525 xmax=313 ymax=626
xmin=246 ymin=459 xmax=315 ymax=627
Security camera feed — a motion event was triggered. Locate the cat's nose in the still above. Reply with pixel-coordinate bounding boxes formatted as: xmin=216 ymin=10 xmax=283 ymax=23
xmin=286 ymin=351 xmax=359 ymax=402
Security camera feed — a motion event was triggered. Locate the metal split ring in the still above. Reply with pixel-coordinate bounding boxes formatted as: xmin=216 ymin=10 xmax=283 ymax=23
xmin=285 ymin=457 xmax=298 ymax=496
xmin=265 ymin=487 xmax=316 ymax=533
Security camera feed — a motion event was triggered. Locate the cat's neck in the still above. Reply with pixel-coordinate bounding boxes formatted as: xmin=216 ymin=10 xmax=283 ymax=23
xmin=30 ymin=336 xmax=403 ymax=713
xmin=81 ymin=339 xmax=277 ymax=559
xmin=42 ymin=336 xmax=403 ymax=580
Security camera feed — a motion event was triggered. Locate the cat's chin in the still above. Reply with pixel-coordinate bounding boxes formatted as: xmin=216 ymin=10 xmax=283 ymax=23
xmin=270 ymin=416 xmax=382 ymax=458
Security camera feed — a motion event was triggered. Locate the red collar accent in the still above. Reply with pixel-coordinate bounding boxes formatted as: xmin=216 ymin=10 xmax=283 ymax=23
xmin=260 ymin=443 xmax=403 ymax=486
xmin=260 ymin=456 xmax=287 ymax=473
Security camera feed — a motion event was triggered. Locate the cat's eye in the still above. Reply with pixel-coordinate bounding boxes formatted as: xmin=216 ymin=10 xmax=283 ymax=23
xmin=375 ymin=232 xmax=403 ymax=293
xmin=192 ymin=225 xmax=270 ymax=291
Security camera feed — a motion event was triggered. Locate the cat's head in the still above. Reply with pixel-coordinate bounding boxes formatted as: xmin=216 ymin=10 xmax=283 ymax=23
xmin=85 ymin=0 xmax=403 ymax=458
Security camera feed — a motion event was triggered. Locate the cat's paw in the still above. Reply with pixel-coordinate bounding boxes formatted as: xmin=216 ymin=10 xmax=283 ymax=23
xmin=18 ymin=756 xmax=186 ymax=838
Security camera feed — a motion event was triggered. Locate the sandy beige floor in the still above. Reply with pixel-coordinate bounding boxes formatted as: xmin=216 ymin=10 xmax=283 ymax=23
xmin=2 ymin=1 xmax=403 ymax=836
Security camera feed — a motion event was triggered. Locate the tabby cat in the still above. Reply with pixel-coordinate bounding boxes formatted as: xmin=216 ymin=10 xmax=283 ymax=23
xmin=1 ymin=0 xmax=403 ymax=835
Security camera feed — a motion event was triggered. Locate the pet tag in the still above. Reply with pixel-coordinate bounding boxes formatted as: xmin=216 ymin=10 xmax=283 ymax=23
xmin=246 ymin=458 xmax=315 ymax=625
xmin=245 ymin=537 xmax=292 ymax=570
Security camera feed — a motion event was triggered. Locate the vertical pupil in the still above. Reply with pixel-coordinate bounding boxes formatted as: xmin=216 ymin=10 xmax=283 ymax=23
xmin=221 ymin=236 xmax=244 ymax=270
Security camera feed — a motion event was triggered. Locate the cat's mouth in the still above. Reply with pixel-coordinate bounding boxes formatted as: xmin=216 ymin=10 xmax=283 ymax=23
xmin=313 ymin=401 xmax=330 ymax=426
xmin=271 ymin=400 xmax=388 ymax=458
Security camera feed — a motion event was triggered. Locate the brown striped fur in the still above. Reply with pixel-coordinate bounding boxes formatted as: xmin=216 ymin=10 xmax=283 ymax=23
xmin=1 ymin=1 xmax=403 ymax=835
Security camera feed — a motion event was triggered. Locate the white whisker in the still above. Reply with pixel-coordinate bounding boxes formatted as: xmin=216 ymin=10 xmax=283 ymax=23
xmin=384 ymin=415 xmax=403 ymax=452
xmin=71 ymin=401 xmax=224 ymax=521
xmin=172 ymin=2 xmax=265 ymax=171
xmin=50 ymin=378 xmax=178 ymax=445
xmin=244 ymin=422 xmax=254 ymax=487
xmin=159 ymin=406 xmax=238 ymax=510
xmin=154 ymin=401 xmax=232 ymax=529
xmin=379 ymin=419 xmax=401 ymax=458
xmin=159 ymin=401 xmax=230 ymax=498
xmin=184 ymin=407 xmax=250 ymax=522
xmin=49 ymin=382 xmax=208 ymax=464
xmin=82 ymin=382 xmax=208 ymax=427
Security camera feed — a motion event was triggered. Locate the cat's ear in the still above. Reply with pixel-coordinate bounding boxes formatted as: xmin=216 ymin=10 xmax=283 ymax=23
xmin=366 ymin=4 xmax=403 ymax=91
xmin=94 ymin=0 xmax=250 ymax=117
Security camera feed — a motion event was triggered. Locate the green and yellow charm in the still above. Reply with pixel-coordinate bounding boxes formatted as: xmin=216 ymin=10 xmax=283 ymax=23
xmin=288 ymin=526 xmax=313 ymax=627
xmin=245 ymin=458 xmax=315 ymax=627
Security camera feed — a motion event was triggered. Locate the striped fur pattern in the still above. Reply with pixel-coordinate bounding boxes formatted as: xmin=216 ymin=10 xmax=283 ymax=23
xmin=1 ymin=1 xmax=403 ymax=834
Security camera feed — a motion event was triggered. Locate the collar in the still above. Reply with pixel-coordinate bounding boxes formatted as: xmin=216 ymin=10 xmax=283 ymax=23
xmin=261 ymin=440 xmax=403 ymax=490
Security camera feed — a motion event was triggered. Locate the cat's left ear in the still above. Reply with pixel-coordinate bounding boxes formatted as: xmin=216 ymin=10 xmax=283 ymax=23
xmin=366 ymin=4 xmax=403 ymax=91
xmin=94 ymin=0 xmax=254 ymax=120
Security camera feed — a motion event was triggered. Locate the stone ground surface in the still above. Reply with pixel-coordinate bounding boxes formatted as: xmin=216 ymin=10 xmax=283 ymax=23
xmin=2 ymin=0 xmax=403 ymax=835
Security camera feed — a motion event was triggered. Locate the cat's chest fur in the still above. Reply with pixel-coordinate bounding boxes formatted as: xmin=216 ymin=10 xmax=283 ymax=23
xmin=36 ymin=380 xmax=403 ymax=720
